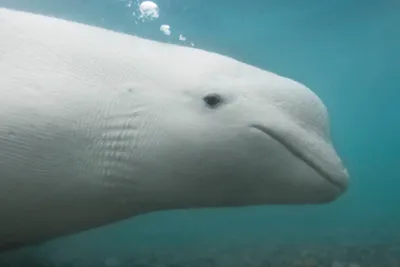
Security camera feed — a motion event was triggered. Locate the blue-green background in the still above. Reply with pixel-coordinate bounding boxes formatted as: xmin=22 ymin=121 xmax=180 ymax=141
xmin=0 ymin=0 xmax=399 ymax=265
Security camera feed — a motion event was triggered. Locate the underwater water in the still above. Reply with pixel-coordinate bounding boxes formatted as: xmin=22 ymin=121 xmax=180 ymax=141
xmin=0 ymin=0 xmax=399 ymax=266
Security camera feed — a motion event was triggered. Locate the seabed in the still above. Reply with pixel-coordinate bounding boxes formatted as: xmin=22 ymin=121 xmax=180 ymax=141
xmin=0 ymin=241 xmax=399 ymax=267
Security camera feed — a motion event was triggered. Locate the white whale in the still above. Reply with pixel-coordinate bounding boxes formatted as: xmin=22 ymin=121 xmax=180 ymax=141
xmin=0 ymin=8 xmax=349 ymax=251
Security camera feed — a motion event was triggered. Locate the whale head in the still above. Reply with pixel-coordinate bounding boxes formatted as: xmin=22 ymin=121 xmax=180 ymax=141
xmin=118 ymin=51 xmax=350 ymax=210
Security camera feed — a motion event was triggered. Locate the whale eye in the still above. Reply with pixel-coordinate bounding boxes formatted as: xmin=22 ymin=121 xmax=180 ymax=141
xmin=203 ymin=93 xmax=223 ymax=109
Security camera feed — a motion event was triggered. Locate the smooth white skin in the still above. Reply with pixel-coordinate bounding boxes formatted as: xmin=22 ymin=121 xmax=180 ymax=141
xmin=0 ymin=8 xmax=349 ymax=251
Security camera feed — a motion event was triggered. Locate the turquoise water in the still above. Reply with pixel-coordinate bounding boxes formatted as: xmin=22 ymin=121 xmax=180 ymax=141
xmin=0 ymin=0 xmax=399 ymax=266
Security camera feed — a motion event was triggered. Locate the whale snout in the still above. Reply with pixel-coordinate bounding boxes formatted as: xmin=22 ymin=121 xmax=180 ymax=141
xmin=326 ymin=163 xmax=349 ymax=193
xmin=250 ymin=123 xmax=349 ymax=202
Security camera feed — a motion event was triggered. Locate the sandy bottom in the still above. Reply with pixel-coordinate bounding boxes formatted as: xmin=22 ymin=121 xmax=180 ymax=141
xmin=0 ymin=241 xmax=399 ymax=267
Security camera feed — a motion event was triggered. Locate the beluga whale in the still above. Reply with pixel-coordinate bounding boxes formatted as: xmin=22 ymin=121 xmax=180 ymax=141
xmin=0 ymin=8 xmax=349 ymax=252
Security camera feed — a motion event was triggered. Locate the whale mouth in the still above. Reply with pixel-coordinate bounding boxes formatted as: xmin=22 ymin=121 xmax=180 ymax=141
xmin=250 ymin=124 xmax=345 ymax=191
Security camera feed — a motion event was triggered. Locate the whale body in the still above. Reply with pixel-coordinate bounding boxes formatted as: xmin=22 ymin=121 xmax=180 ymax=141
xmin=0 ymin=8 xmax=349 ymax=251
